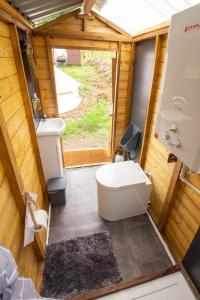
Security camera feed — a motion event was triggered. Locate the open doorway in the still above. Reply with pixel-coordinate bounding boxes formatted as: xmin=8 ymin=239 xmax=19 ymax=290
xmin=52 ymin=48 xmax=116 ymax=167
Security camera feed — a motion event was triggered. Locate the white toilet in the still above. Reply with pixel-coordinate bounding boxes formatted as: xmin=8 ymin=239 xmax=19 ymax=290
xmin=96 ymin=161 xmax=152 ymax=221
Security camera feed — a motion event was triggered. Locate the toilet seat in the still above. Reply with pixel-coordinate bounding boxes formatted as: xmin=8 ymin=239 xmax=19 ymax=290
xmin=96 ymin=161 xmax=150 ymax=190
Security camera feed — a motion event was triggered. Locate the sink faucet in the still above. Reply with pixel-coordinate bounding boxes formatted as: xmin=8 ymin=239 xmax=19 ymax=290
xmin=41 ymin=113 xmax=47 ymax=121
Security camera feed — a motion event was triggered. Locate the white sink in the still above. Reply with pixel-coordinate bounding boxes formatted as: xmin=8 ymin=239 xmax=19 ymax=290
xmin=37 ymin=118 xmax=65 ymax=136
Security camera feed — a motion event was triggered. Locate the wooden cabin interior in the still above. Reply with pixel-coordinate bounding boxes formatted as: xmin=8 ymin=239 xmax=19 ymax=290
xmin=0 ymin=0 xmax=200 ymax=299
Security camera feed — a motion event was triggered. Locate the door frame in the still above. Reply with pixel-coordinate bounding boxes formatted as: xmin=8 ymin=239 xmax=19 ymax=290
xmin=49 ymin=44 xmax=119 ymax=165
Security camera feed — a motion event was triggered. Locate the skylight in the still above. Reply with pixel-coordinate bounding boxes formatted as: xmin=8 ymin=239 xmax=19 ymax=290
xmin=94 ymin=0 xmax=200 ymax=35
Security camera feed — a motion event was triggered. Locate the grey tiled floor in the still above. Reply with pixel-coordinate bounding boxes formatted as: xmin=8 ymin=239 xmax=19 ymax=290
xmin=49 ymin=166 xmax=172 ymax=282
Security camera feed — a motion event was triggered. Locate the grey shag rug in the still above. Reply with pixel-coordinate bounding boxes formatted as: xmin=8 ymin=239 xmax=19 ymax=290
xmin=41 ymin=232 xmax=122 ymax=299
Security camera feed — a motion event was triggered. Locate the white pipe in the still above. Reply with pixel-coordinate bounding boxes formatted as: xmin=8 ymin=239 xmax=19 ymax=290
xmin=46 ymin=203 xmax=51 ymax=245
xmin=179 ymin=164 xmax=200 ymax=196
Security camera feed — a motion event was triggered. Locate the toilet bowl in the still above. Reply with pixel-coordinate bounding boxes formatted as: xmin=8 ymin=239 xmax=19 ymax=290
xmin=96 ymin=161 xmax=152 ymax=221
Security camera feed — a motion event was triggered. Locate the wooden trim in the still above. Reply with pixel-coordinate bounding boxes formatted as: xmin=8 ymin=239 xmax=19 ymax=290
xmin=110 ymin=57 xmax=117 ymax=157
xmin=48 ymin=42 xmax=119 ymax=52
xmin=29 ymin=33 xmax=45 ymax=114
xmin=9 ymin=24 xmax=49 ymax=207
xmin=0 ymin=106 xmax=44 ymax=260
xmin=124 ymin=42 xmax=135 ymax=128
xmin=0 ymin=8 xmax=29 ymax=31
xmin=65 ymin=161 xmax=109 ymax=169
xmin=133 ymin=21 xmax=169 ymax=42
xmin=67 ymin=265 xmax=180 ymax=300
xmin=0 ymin=0 xmax=32 ymax=29
xmin=157 ymin=160 xmax=183 ymax=231
xmin=139 ymin=35 xmax=162 ymax=168
xmin=133 ymin=27 xmax=168 ymax=42
xmin=35 ymin=31 xmax=133 ymax=42
xmin=162 ymin=233 xmax=180 ymax=265
xmin=82 ymin=0 xmax=96 ymax=15
xmin=46 ymin=36 xmax=59 ymax=116
xmin=35 ymin=261 xmax=44 ymax=292
xmin=110 ymin=41 xmax=121 ymax=160
xmin=60 ymin=138 xmax=65 ymax=169
xmin=77 ymin=13 xmax=95 ymax=20
xmin=80 ymin=14 xmax=96 ymax=31
xmin=33 ymin=8 xmax=81 ymax=32
xmin=83 ymin=15 xmax=86 ymax=31
xmin=112 ymin=58 xmax=117 ymax=104
xmin=91 ymin=10 xmax=131 ymax=37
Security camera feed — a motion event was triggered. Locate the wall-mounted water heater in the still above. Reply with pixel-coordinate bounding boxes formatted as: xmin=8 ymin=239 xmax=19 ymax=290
xmin=156 ymin=4 xmax=200 ymax=173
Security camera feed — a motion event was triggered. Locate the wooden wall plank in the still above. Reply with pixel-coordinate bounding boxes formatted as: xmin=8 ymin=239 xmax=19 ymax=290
xmin=9 ymin=24 xmax=48 ymax=205
xmin=46 ymin=24 xmax=83 ymax=33
xmin=0 ymin=19 xmax=9 ymax=37
xmin=0 ymin=57 xmax=16 ymax=78
xmin=124 ymin=43 xmax=135 ymax=129
xmin=1 ymin=91 xmax=23 ymax=121
xmin=0 ymin=105 xmax=44 ymax=260
xmin=0 ymin=74 xmax=20 ymax=102
xmin=46 ymin=36 xmax=58 ymax=116
xmin=157 ymin=160 xmax=183 ymax=231
xmin=6 ymin=106 xmax=26 ymax=139
xmin=0 ymin=106 xmax=25 ymax=215
xmin=110 ymin=42 xmax=121 ymax=157
xmin=0 ymin=18 xmax=47 ymax=284
xmin=0 ymin=35 xmax=14 ymax=57
xmin=33 ymin=9 xmax=81 ymax=33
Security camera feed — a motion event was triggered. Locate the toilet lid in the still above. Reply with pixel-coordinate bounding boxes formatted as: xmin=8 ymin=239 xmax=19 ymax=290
xmin=96 ymin=161 xmax=148 ymax=189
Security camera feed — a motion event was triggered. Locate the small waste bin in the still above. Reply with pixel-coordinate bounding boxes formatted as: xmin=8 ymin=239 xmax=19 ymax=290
xmin=47 ymin=177 xmax=66 ymax=206
xmin=120 ymin=123 xmax=142 ymax=152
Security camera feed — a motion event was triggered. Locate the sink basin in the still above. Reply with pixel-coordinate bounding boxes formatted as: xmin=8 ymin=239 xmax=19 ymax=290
xmin=37 ymin=118 xmax=65 ymax=136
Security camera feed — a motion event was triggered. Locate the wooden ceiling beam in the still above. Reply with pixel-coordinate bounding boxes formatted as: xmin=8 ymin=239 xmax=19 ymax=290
xmin=0 ymin=0 xmax=32 ymax=29
xmin=82 ymin=0 xmax=96 ymax=15
xmin=35 ymin=30 xmax=133 ymax=42
xmin=132 ymin=21 xmax=169 ymax=42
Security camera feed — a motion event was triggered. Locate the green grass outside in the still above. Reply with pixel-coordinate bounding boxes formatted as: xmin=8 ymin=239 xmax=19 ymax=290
xmin=62 ymin=99 xmax=111 ymax=139
xmin=60 ymin=55 xmax=113 ymax=146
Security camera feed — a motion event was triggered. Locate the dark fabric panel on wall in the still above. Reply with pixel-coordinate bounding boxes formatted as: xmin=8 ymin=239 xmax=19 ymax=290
xmin=183 ymin=227 xmax=200 ymax=293
xmin=130 ymin=39 xmax=155 ymax=160
xmin=18 ymin=30 xmax=40 ymax=129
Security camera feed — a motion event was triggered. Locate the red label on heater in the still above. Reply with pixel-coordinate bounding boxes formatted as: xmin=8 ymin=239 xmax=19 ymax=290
xmin=185 ymin=23 xmax=200 ymax=32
